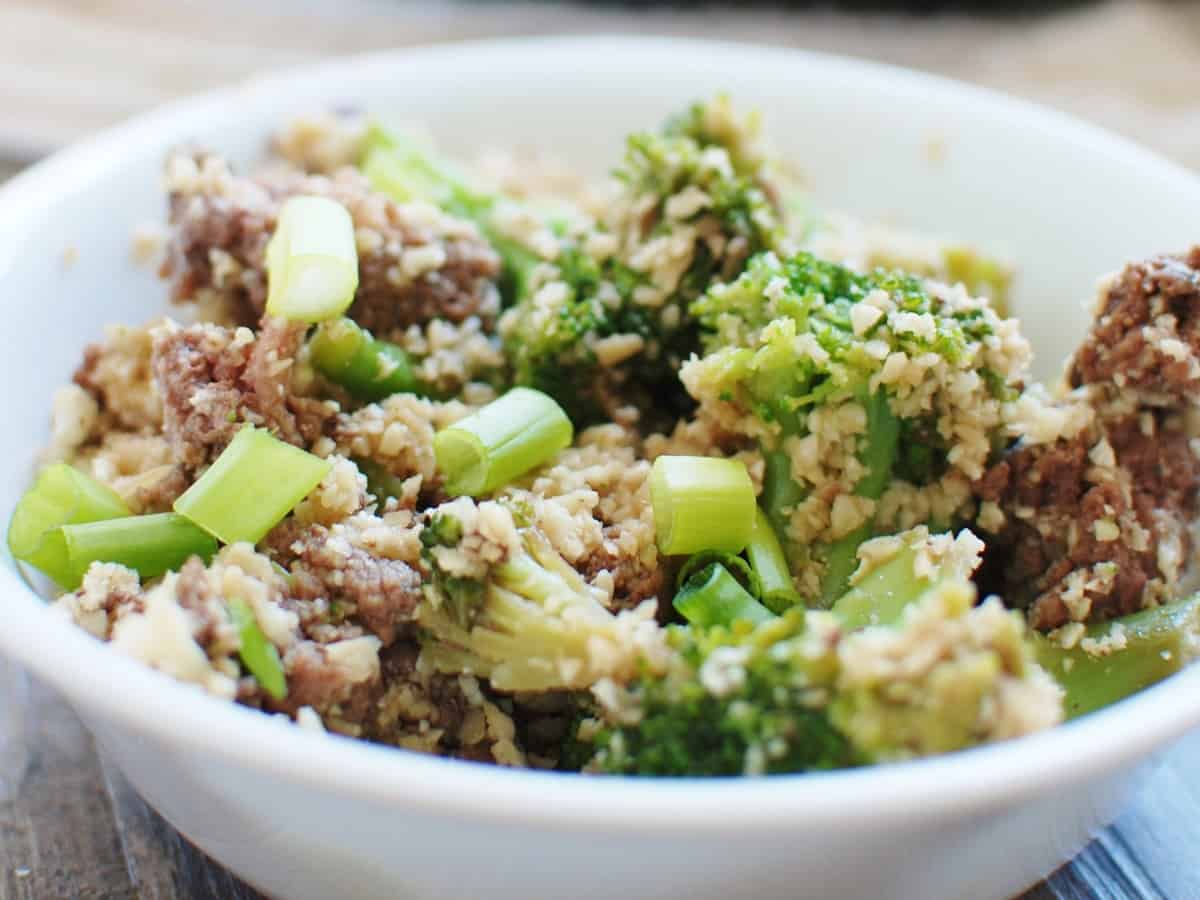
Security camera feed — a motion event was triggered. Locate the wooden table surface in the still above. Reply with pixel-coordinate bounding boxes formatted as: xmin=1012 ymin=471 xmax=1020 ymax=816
xmin=3 ymin=1 xmax=1200 ymax=897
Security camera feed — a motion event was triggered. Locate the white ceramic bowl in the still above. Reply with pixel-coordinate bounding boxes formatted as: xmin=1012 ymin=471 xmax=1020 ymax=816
xmin=2 ymin=36 xmax=1199 ymax=900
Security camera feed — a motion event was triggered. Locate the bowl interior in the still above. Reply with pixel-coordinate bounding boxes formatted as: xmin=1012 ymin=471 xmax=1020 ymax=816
xmin=2 ymin=36 xmax=1200 ymax=825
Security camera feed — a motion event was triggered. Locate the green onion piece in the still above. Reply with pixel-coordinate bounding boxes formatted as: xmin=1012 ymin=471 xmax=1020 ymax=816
xmin=433 ymin=388 xmax=573 ymax=497
xmin=265 ymin=195 xmax=359 ymax=323
xmin=650 ymin=456 xmax=755 ymax=557
xmin=745 ymin=506 xmax=801 ymax=614
xmin=7 ymin=464 xmax=131 ymax=588
xmin=1034 ymin=594 xmax=1200 ymax=720
xmin=309 ymin=318 xmax=424 ymax=400
xmin=228 ymin=598 xmax=287 ymax=701
xmin=674 ymin=562 xmax=775 ymax=628
xmin=676 ymin=551 xmax=762 ymax=600
xmin=174 ymin=426 xmax=332 ymax=544
xmin=54 ymin=513 xmax=218 ymax=590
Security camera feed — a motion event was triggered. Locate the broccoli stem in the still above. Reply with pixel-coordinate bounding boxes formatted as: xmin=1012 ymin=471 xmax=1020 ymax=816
xmin=820 ymin=391 xmax=901 ymax=604
xmin=829 ymin=544 xmax=935 ymax=630
xmin=761 ymin=449 xmax=803 ymax=556
xmin=1033 ymin=595 xmax=1200 ymax=719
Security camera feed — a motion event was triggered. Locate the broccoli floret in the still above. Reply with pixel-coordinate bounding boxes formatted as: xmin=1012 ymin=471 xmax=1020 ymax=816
xmin=360 ymin=122 xmax=542 ymax=304
xmin=417 ymin=498 xmax=667 ymax=693
xmin=683 ymin=251 xmax=1027 ymax=603
xmin=498 ymin=97 xmax=789 ymax=428
xmin=584 ymin=547 xmax=1061 ymax=776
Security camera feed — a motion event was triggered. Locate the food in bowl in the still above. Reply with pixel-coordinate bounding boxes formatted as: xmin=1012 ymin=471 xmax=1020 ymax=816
xmin=8 ymin=97 xmax=1200 ymax=776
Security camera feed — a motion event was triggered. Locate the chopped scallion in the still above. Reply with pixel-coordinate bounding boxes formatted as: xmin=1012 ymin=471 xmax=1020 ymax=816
xmin=54 ymin=512 xmax=218 ymax=589
xmin=7 ymin=464 xmax=131 ymax=588
xmin=650 ymin=456 xmax=754 ymax=556
xmin=676 ymin=551 xmax=761 ymax=601
xmin=434 ymin=388 xmax=573 ymax=497
xmin=674 ymin=562 xmax=775 ymax=628
xmin=228 ymin=598 xmax=287 ymax=700
xmin=745 ymin=506 xmax=801 ymax=613
xmin=265 ymin=195 xmax=359 ymax=323
xmin=174 ymin=426 xmax=332 ymax=545
xmin=309 ymin=318 xmax=423 ymax=400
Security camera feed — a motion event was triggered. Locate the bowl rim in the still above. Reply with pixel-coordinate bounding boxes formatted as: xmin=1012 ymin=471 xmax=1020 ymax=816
xmin=3 ymin=33 xmax=1200 ymax=833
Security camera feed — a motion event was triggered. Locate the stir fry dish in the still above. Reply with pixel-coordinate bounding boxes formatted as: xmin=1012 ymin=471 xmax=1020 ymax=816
xmin=9 ymin=99 xmax=1200 ymax=775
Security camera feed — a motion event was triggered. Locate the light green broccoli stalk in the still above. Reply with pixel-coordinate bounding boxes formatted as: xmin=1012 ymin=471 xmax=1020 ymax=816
xmin=683 ymin=251 xmax=1027 ymax=604
xmin=582 ymin=535 xmax=1061 ymax=776
xmin=417 ymin=497 xmax=668 ymax=693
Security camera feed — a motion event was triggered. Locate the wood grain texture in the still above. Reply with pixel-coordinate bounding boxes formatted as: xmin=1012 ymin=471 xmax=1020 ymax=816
xmin=2 ymin=1 xmax=1200 ymax=897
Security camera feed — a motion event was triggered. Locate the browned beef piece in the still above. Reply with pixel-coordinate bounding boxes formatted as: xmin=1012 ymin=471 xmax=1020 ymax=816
xmin=152 ymin=316 xmax=333 ymax=469
xmin=1069 ymin=246 xmax=1200 ymax=399
xmin=579 ymin=533 xmax=669 ymax=616
xmin=162 ymin=151 xmax=501 ymax=334
xmin=977 ymin=410 xmax=1200 ymax=630
xmin=281 ymin=523 xmax=423 ymax=646
xmin=275 ymin=640 xmax=381 ymax=722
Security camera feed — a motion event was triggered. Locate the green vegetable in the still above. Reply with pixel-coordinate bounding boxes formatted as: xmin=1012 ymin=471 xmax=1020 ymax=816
xmin=676 ymin=550 xmax=761 ymax=600
xmin=673 ymin=561 xmax=775 ymax=628
xmin=744 ymin=506 xmax=801 ymax=613
xmin=589 ymin=613 xmax=858 ymax=776
xmin=650 ymin=455 xmax=755 ymax=557
xmin=7 ymin=464 xmax=131 ymax=588
xmin=498 ymin=97 xmax=786 ymax=425
xmin=309 ymin=318 xmax=425 ymax=400
xmin=686 ymin=251 xmax=1014 ymax=603
xmin=265 ymin=195 xmax=359 ymax=323
xmin=587 ymin=574 xmax=1054 ymax=776
xmin=174 ymin=425 xmax=332 ymax=544
xmin=228 ymin=598 xmax=287 ymax=701
xmin=1034 ymin=595 xmax=1200 ymax=719
xmin=433 ymin=388 xmax=573 ymax=497
xmin=361 ymin=123 xmax=539 ymax=304
xmin=830 ymin=527 xmax=984 ymax=630
xmin=419 ymin=515 xmax=644 ymax=692
xmin=54 ymin=513 xmax=217 ymax=589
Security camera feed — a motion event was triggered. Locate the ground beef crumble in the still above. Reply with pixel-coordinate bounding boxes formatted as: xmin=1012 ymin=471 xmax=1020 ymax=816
xmin=977 ymin=249 xmax=1200 ymax=629
xmin=162 ymin=150 xmax=502 ymax=335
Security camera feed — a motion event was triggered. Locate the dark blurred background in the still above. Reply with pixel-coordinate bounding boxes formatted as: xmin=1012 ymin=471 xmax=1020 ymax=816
xmin=2 ymin=0 xmax=1199 ymax=181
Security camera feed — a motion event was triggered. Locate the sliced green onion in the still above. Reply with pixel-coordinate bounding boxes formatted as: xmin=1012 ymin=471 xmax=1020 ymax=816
xmin=650 ymin=456 xmax=755 ymax=557
xmin=434 ymin=388 xmax=573 ymax=497
xmin=174 ymin=426 xmax=332 ymax=545
xmin=53 ymin=513 xmax=218 ymax=590
xmin=7 ymin=464 xmax=131 ymax=588
xmin=674 ymin=562 xmax=775 ymax=629
xmin=745 ymin=506 xmax=801 ymax=613
xmin=309 ymin=318 xmax=425 ymax=400
xmin=228 ymin=598 xmax=287 ymax=701
xmin=265 ymin=195 xmax=359 ymax=323
xmin=676 ymin=551 xmax=761 ymax=601
xmin=1034 ymin=594 xmax=1200 ymax=720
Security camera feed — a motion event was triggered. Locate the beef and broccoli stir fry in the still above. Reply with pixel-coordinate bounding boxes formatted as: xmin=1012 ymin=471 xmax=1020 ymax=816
xmin=9 ymin=99 xmax=1200 ymax=775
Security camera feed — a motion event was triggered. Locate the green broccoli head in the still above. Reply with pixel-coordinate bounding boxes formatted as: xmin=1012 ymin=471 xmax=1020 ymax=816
xmin=582 ymin=571 xmax=1062 ymax=776
xmin=587 ymin=612 xmax=859 ymax=776
xmin=498 ymin=97 xmax=790 ymax=429
xmin=418 ymin=497 xmax=668 ymax=693
xmin=683 ymin=251 xmax=1027 ymax=600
